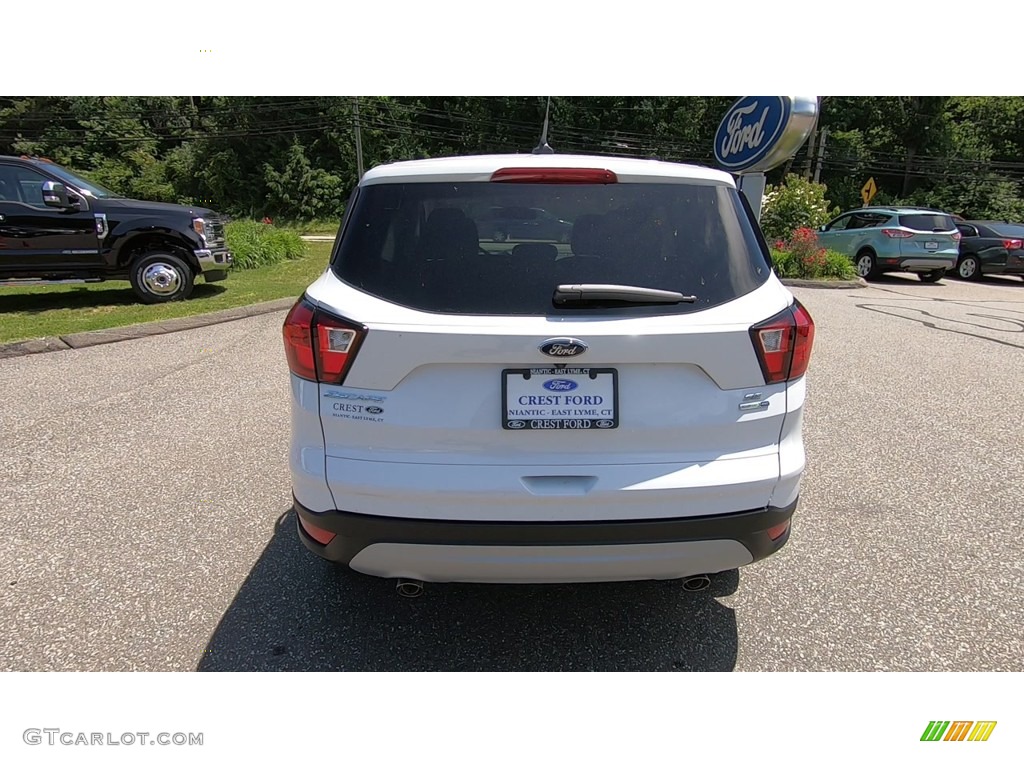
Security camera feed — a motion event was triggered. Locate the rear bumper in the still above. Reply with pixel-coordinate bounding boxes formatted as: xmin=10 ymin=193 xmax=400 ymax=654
xmin=891 ymin=256 xmax=957 ymax=272
xmin=294 ymin=495 xmax=796 ymax=583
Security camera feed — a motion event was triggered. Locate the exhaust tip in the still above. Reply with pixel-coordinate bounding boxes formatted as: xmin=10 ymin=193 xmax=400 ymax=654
xmin=396 ymin=579 xmax=424 ymax=598
xmin=682 ymin=574 xmax=712 ymax=593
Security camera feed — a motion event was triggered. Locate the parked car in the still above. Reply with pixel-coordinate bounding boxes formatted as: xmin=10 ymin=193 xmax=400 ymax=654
xmin=0 ymin=155 xmax=232 ymax=303
xmin=479 ymin=205 xmax=573 ymax=242
xmin=817 ymin=206 xmax=960 ymax=282
xmin=949 ymin=220 xmax=1024 ymax=281
xmin=283 ymin=154 xmax=814 ymax=594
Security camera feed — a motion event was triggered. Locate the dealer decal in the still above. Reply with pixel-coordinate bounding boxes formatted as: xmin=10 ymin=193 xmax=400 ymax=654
xmin=322 ymin=388 xmax=387 ymax=422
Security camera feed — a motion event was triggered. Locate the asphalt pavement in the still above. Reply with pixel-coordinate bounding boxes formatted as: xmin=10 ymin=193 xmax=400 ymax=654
xmin=1 ymin=274 xmax=1022 ymax=671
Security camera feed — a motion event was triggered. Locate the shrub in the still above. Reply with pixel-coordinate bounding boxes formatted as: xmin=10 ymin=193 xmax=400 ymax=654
xmin=225 ymin=220 xmax=307 ymax=270
xmin=769 ymin=248 xmax=797 ymax=278
xmin=820 ymin=250 xmax=857 ymax=280
xmin=760 ymin=175 xmax=839 ymax=241
xmin=770 ymin=228 xmax=855 ymax=280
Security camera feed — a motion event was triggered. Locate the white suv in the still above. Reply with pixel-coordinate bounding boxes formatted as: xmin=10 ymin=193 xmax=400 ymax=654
xmin=283 ymin=154 xmax=814 ymax=592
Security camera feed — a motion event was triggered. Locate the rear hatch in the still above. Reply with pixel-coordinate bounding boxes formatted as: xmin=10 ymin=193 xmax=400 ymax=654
xmin=896 ymin=212 xmax=960 ymax=257
xmin=301 ymin=163 xmax=807 ymax=518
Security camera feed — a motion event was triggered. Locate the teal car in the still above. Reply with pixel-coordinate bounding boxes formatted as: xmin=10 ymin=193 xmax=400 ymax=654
xmin=817 ymin=207 xmax=960 ymax=282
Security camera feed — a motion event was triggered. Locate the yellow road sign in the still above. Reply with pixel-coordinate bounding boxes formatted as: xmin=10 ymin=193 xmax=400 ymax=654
xmin=861 ymin=177 xmax=878 ymax=205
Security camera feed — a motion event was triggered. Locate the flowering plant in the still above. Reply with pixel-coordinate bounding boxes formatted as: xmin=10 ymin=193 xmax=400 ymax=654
xmin=771 ymin=227 xmax=855 ymax=280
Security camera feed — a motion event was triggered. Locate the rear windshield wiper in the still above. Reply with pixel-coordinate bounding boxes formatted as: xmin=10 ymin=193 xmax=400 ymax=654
xmin=553 ymin=283 xmax=697 ymax=306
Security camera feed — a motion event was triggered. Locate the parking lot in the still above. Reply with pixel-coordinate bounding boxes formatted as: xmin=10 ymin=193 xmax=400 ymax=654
xmin=1 ymin=274 xmax=1022 ymax=672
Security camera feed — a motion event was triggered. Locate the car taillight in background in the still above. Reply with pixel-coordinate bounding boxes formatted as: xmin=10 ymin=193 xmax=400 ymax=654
xmin=749 ymin=300 xmax=816 ymax=385
xmin=881 ymin=229 xmax=914 ymax=239
xmin=1004 ymin=238 xmax=1023 ymax=250
xmin=283 ymin=296 xmax=365 ymax=384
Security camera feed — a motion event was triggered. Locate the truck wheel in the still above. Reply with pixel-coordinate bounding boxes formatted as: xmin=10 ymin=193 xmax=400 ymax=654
xmin=130 ymin=252 xmax=195 ymax=304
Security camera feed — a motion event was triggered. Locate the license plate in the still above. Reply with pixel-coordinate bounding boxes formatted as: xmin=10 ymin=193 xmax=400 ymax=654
xmin=925 ymin=241 xmax=938 ymax=250
xmin=502 ymin=367 xmax=618 ymax=430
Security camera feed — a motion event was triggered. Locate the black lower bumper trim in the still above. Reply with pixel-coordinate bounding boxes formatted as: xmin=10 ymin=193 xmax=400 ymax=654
xmin=293 ymin=496 xmax=797 ymax=568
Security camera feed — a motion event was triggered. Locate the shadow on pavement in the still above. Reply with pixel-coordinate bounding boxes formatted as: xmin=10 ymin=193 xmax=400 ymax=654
xmin=198 ymin=509 xmax=741 ymax=672
xmin=865 ymin=274 xmax=948 ymax=286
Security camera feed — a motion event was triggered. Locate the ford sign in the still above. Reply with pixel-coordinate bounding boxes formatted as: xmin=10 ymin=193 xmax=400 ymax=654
xmin=714 ymin=96 xmax=818 ymax=174
xmin=539 ymin=338 xmax=588 ymax=357
xmin=543 ymin=379 xmax=579 ymax=392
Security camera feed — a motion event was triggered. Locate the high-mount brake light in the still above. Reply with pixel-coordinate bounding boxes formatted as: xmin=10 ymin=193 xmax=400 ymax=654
xmin=749 ymin=300 xmax=815 ymax=384
xmin=282 ymin=297 xmax=365 ymax=384
xmin=490 ymin=167 xmax=618 ymax=184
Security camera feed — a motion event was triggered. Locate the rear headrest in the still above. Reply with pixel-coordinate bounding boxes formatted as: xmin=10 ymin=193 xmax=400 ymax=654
xmin=420 ymin=207 xmax=478 ymax=261
xmin=571 ymin=215 xmax=606 ymax=256
xmin=425 ymin=207 xmax=470 ymax=230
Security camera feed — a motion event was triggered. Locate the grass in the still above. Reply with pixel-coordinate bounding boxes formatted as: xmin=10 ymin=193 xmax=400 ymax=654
xmin=272 ymin=218 xmax=339 ymax=237
xmin=0 ymin=242 xmax=333 ymax=344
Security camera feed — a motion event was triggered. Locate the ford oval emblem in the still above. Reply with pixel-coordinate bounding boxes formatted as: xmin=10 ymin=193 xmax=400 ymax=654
xmin=365 ymin=406 xmax=383 ymax=415
xmin=714 ymin=96 xmax=818 ymax=174
xmin=507 ymin=420 xmax=526 ymax=429
xmin=543 ymin=379 xmax=578 ymax=392
xmin=595 ymin=419 xmax=615 ymax=428
xmin=539 ymin=338 xmax=588 ymax=357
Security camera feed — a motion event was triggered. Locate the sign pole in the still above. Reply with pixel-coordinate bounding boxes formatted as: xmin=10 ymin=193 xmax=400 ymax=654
xmin=738 ymin=172 xmax=767 ymax=221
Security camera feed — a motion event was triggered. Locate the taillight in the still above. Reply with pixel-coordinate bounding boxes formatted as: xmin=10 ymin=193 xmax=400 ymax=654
xmin=282 ymin=296 xmax=365 ymax=384
xmin=881 ymin=229 xmax=914 ymax=238
xmin=749 ymin=300 xmax=815 ymax=384
xmin=1004 ymin=239 xmax=1023 ymax=250
xmin=315 ymin=322 xmax=362 ymax=384
xmin=283 ymin=299 xmax=316 ymax=380
xmin=951 ymin=232 xmax=962 ymax=242
xmin=490 ymin=167 xmax=618 ymax=184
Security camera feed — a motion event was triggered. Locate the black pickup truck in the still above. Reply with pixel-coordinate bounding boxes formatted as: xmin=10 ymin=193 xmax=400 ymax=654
xmin=0 ymin=155 xmax=232 ymax=303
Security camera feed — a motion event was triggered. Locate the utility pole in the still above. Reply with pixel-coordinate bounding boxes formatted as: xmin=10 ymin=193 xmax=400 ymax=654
xmin=802 ymin=127 xmax=817 ymax=180
xmin=813 ymin=127 xmax=829 ymax=184
xmin=353 ymin=97 xmax=365 ymax=179
xmin=802 ymin=96 xmax=826 ymax=180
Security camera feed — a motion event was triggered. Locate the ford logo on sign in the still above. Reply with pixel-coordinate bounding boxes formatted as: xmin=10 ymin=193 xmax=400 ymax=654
xmin=543 ymin=379 xmax=578 ymax=392
xmin=539 ymin=338 xmax=588 ymax=357
xmin=714 ymin=96 xmax=818 ymax=174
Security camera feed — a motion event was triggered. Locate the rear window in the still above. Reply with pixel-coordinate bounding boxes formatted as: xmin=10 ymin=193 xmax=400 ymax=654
xmin=898 ymin=214 xmax=955 ymax=231
xmin=331 ymin=181 xmax=770 ymax=315
xmin=990 ymin=223 xmax=1024 ymax=238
